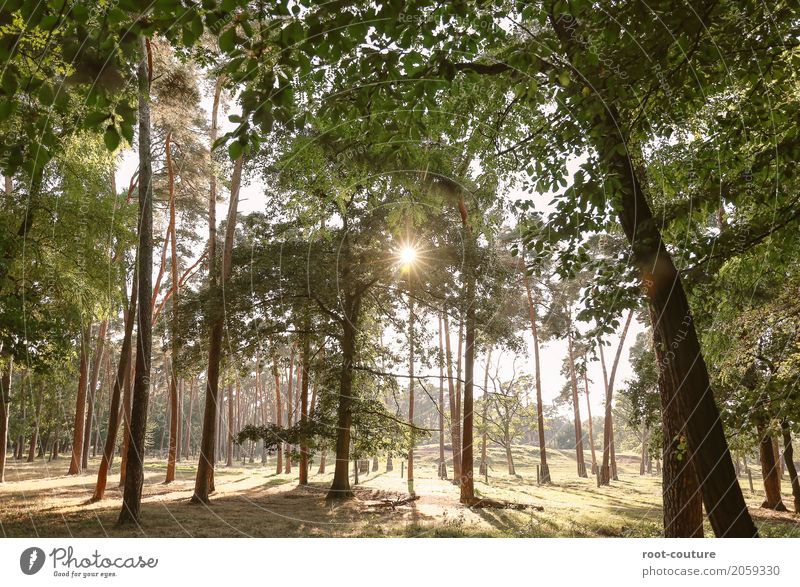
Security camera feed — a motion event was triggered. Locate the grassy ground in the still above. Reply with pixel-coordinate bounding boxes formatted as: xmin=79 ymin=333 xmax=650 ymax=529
xmin=1 ymin=444 xmax=798 ymax=537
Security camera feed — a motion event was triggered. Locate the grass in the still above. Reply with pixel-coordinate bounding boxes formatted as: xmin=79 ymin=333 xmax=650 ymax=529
xmin=1 ymin=444 xmax=798 ymax=537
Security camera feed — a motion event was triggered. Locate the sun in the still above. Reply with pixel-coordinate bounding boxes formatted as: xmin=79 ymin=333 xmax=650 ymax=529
xmin=399 ymin=246 xmax=418 ymax=266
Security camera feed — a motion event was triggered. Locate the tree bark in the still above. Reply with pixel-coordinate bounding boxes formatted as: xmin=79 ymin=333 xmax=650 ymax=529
xmin=522 ymin=272 xmax=550 ymax=483
xmin=505 ymin=436 xmax=515 ymax=475
xmin=582 ymin=359 xmax=597 ymax=475
xmin=118 ymin=36 xmax=154 ymax=526
xmin=567 ymin=330 xmax=587 ymax=477
xmin=68 ymin=323 xmax=92 ymax=475
xmin=92 ymin=272 xmax=137 ymax=502
xmin=82 ymin=319 xmax=108 ymax=469
xmin=326 ymin=294 xmax=360 ymax=500
xmin=780 ymin=421 xmax=800 ymax=513
xmin=26 ymin=389 xmax=43 ymax=462
xmin=192 ymin=153 xmax=244 ymax=503
xmin=442 ymin=311 xmax=462 ymax=483
xmin=758 ymin=424 xmax=786 ymax=511
xmin=299 ymin=320 xmax=310 ymax=486
xmin=165 ymin=130 xmax=180 ymax=484
xmin=479 ymin=348 xmax=491 ymax=478
xmin=284 ymin=344 xmax=294 ymax=474
xmin=119 ymin=357 xmax=134 ymax=487
xmin=437 ymin=315 xmax=447 ymax=479
xmin=226 ymin=383 xmax=234 ymax=467
xmin=407 ymin=285 xmax=415 ymax=496
xmin=0 ymin=354 xmax=12 ymax=482
xmin=459 ymin=258 xmax=477 ymax=502
xmin=598 ymin=309 xmax=633 ymax=485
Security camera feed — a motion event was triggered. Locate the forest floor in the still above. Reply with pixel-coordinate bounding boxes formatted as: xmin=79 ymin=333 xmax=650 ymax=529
xmin=1 ymin=445 xmax=798 ymax=537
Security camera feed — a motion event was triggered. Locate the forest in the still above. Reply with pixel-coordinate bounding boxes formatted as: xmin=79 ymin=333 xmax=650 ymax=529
xmin=0 ymin=0 xmax=799 ymax=539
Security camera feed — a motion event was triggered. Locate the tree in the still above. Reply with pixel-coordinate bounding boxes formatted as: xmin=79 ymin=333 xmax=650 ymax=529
xmin=118 ymin=36 xmax=154 ymax=526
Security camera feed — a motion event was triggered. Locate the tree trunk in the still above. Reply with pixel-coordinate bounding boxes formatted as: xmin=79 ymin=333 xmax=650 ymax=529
xmin=437 ymin=315 xmax=447 ymax=479
xmin=272 ymin=343 xmax=283 ymax=475
xmin=165 ymin=130 xmax=180 ymax=483
xmin=582 ymin=359 xmax=597 ymax=475
xmin=649 ymin=307 xmax=704 ymax=536
xmin=459 ymin=263 xmax=477 ymax=502
xmin=640 ymin=422 xmax=648 ymax=476
xmin=522 ymin=272 xmax=550 ymax=483
xmin=758 ymin=424 xmax=786 ymax=511
xmin=326 ymin=296 xmax=359 ymax=500
xmin=92 ymin=272 xmax=137 ymax=502
xmin=479 ymin=347 xmax=491 ymax=477
xmin=780 ymin=421 xmax=800 ymax=513
xmin=118 ymin=36 xmax=154 ymax=526
xmin=226 ymin=383 xmax=234 ymax=467
xmin=191 ymin=151 xmax=243 ymax=503
xmin=407 ymin=286 xmax=415 ymax=496
xmin=442 ymin=311 xmax=462 ymax=483
xmin=0 ymin=354 xmax=12 ymax=482
xmin=184 ymin=377 xmax=194 ymax=458
xmin=505 ymin=437 xmax=515 ymax=476
xmin=119 ymin=358 xmax=134 ymax=487
xmin=68 ymin=322 xmax=92 ymax=475
xmin=567 ymin=330 xmax=587 ymax=478
xmin=317 ymin=450 xmax=326 ymax=474
xmin=26 ymin=389 xmax=43 ymax=462
xmin=284 ymin=345 xmax=294 ymax=474
xmin=189 ymin=76 xmax=227 ymax=501
xmin=82 ymin=320 xmax=108 ymax=469
xmin=598 ymin=309 xmax=633 ymax=485
xmin=299 ymin=321 xmax=310 ymax=486
xmin=547 ymin=10 xmax=755 ymax=536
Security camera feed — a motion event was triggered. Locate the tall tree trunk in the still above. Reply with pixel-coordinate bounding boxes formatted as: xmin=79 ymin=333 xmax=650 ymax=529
xmin=184 ymin=377 xmax=194 ymax=458
xmin=26 ymin=389 xmax=43 ymax=462
xmin=548 ymin=8 xmax=756 ymax=537
xmin=459 ymin=258 xmax=477 ymax=502
xmin=299 ymin=320 xmax=310 ymax=486
xmin=68 ymin=322 xmax=92 ymax=475
xmin=92 ymin=273 xmax=137 ymax=502
xmin=780 ymin=421 xmax=800 ymax=513
xmin=191 ymin=150 xmax=243 ymax=503
xmin=582 ymin=359 xmax=597 ymax=475
xmin=272 ymin=342 xmax=283 ymax=474
xmin=119 ymin=357 xmax=134 ymax=487
xmin=0 ymin=354 xmax=12 ymax=482
xmin=226 ymin=383 xmax=234 ymax=467
xmin=165 ymin=130 xmax=180 ymax=483
xmin=326 ymin=295 xmax=360 ymax=500
xmin=284 ymin=344 xmax=294 ymax=474
xmin=82 ymin=319 xmax=108 ymax=469
xmin=479 ymin=347 xmax=492 ymax=477
xmin=598 ymin=309 xmax=633 ymax=485
xmin=640 ymin=422 xmax=648 ymax=476
xmin=522 ymin=272 xmax=550 ymax=483
xmin=189 ymin=76 xmax=227 ymax=501
xmin=118 ymin=36 xmax=154 ymax=526
xmin=567 ymin=329 xmax=587 ymax=477
xmin=650 ymin=309 xmax=704 ymax=537
xmin=407 ymin=286 xmax=415 ymax=496
xmin=442 ymin=311 xmax=462 ymax=483
xmin=758 ymin=424 xmax=786 ymax=511
xmin=437 ymin=315 xmax=447 ymax=479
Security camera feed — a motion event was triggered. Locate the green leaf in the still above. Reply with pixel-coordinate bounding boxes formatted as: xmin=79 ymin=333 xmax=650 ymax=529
xmin=228 ymin=139 xmax=243 ymax=160
xmin=219 ymin=26 xmax=237 ymax=52
xmin=104 ymin=127 xmax=120 ymax=151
